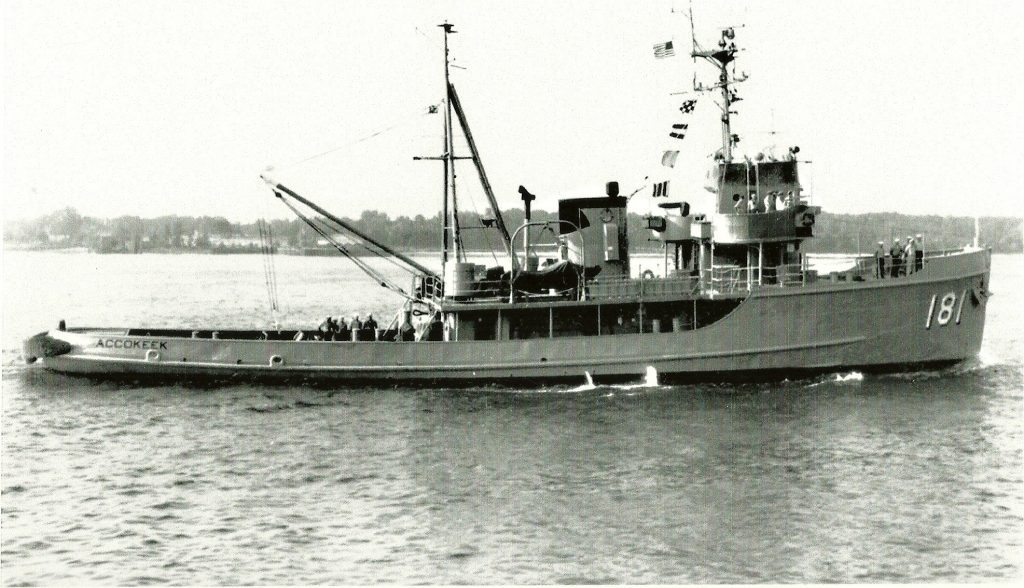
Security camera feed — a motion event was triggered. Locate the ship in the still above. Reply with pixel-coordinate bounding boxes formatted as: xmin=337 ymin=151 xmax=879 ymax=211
xmin=22 ymin=23 xmax=991 ymax=385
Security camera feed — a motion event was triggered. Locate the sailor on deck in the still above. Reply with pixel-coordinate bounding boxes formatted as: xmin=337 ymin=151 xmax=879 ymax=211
xmin=747 ymin=193 xmax=758 ymax=213
xmin=337 ymin=317 xmax=350 ymax=342
xmin=914 ymin=234 xmax=924 ymax=272
xmin=904 ymin=236 xmax=917 ymax=275
xmin=890 ymin=238 xmax=902 ymax=277
xmin=350 ymin=314 xmax=363 ymax=341
xmin=364 ymin=314 xmax=379 ymax=340
xmin=317 ymin=317 xmax=333 ymax=340
xmin=424 ymin=312 xmax=443 ymax=341
xmin=399 ymin=311 xmax=416 ymax=342
xmin=876 ymin=241 xmax=887 ymax=279
xmin=733 ymin=194 xmax=745 ymax=214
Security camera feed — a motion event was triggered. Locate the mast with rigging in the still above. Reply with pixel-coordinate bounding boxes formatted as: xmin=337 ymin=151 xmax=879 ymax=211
xmin=690 ymin=25 xmax=747 ymax=162
xmin=439 ymin=22 xmax=463 ymax=266
xmin=419 ymin=22 xmax=513 ymax=275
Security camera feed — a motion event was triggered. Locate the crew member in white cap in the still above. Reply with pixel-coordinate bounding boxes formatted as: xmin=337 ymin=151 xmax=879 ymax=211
xmin=876 ymin=241 xmax=887 ymax=279
xmin=904 ymin=236 xmax=916 ymax=275
xmin=890 ymin=238 xmax=903 ymax=277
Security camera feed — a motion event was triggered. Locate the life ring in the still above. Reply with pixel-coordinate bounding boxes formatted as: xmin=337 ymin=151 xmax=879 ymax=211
xmin=641 ymin=269 xmax=656 ymax=280
xmin=145 ymin=350 xmax=160 ymax=362
xmin=269 ymin=355 xmax=283 ymax=367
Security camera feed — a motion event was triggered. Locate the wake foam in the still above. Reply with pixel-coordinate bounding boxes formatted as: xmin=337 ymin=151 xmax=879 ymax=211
xmin=806 ymin=371 xmax=864 ymax=388
xmin=835 ymin=371 xmax=864 ymax=383
xmin=609 ymin=366 xmax=662 ymax=391
xmin=566 ymin=371 xmax=598 ymax=393
xmin=566 ymin=367 xmax=662 ymax=393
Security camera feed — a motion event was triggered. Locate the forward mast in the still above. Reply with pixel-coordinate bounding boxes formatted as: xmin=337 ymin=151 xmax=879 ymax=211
xmin=690 ymin=25 xmax=747 ymax=163
xmin=427 ymin=22 xmax=512 ymax=277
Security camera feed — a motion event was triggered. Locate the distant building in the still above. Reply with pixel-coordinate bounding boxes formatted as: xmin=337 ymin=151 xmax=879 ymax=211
xmin=209 ymin=236 xmax=261 ymax=248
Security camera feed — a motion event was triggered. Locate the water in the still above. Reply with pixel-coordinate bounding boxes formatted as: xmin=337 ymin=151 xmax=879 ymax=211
xmin=2 ymin=252 xmax=1022 ymax=583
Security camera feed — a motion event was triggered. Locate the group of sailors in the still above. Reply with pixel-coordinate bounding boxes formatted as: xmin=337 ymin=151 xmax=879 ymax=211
xmin=876 ymin=235 xmax=924 ymax=278
xmin=733 ymin=190 xmax=797 ymax=214
xmin=297 ymin=314 xmax=380 ymax=341
xmin=185 ymin=312 xmax=423 ymax=342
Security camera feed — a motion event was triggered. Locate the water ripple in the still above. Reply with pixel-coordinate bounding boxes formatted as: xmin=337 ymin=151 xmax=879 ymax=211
xmin=2 ymin=253 xmax=1022 ymax=583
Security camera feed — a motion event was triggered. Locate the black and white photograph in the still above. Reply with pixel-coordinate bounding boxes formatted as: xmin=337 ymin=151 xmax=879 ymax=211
xmin=2 ymin=0 xmax=1022 ymax=584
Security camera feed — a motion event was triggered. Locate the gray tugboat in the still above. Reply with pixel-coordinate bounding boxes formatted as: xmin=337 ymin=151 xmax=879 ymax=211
xmin=23 ymin=24 xmax=991 ymax=384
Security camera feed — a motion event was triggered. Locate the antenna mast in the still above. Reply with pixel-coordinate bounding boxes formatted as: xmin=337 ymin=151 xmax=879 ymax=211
xmin=417 ymin=23 xmax=512 ymax=268
xmin=690 ymin=18 xmax=747 ymax=163
xmin=439 ymin=22 xmax=463 ymax=265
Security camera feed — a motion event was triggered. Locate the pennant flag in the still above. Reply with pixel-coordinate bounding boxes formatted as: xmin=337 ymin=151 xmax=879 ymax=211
xmin=661 ymin=150 xmax=680 ymax=168
xmin=427 ymin=104 xmax=439 ymax=114
xmin=652 ymin=181 xmax=670 ymax=197
xmin=667 ymin=100 xmax=697 ymax=139
xmin=653 ymin=41 xmax=675 ymax=59
xmin=655 ymin=98 xmax=696 ymax=165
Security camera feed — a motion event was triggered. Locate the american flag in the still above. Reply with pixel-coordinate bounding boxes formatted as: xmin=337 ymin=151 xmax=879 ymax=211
xmin=653 ymin=41 xmax=675 ymax=59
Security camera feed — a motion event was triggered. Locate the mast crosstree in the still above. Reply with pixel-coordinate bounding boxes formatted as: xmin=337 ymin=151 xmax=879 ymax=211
xmin=689 ymin=24 xmax=748 ymax=162
xmin=418 ymin=22 xmax=512 ymax=273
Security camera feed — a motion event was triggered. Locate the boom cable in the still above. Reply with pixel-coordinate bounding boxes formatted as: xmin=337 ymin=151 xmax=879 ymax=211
xmin=255 ymin=195 xmax=281 ymax=319
xmin=274 ymin=108 xmax=440 ymax=173
xmin=278 ymin=196 xmax=415 ymax=300
xmin=264 ymin=220 xmax=280 ymax=310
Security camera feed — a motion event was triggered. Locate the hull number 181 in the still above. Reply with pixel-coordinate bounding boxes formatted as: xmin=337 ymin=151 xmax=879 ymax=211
xmin=925 ymin=290 xmax=966 ymax=329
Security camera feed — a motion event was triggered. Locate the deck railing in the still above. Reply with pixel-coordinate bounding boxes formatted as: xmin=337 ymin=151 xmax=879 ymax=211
xmin=416 ymin=247 xmax=970 ymax=305
xmin=702 ymin=263 xmax=808 ymax=294
xmin=586 ymin=274 xmax=702 ymax=301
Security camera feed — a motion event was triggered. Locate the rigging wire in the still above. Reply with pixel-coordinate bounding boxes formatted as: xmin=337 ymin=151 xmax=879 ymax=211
xmin=300 ymin=208 xmax=422 ymax=276
xmin=255 ymin=184 xmax=283 ymax=326
xmin=256 ymin=219 xmax=279 ymax=312
xmin=414 ymin=26 xmax=444 ymax=52
xmin=274 ymin=107 xmax=439 ymax=173
xmin=278 ymin=196 xmax=415 ymax=301
xmin=265 ymin=106 xmax=445 ymax=273
xmin=265 ymin=221 xmax=280 ymax=311
xmin=456 ymin=175 xmax=500 ymax=267
xmin=257 ymin=220 xmax=269 ymax=303
xmin=304 ymin=209 xmax=407 ymax=272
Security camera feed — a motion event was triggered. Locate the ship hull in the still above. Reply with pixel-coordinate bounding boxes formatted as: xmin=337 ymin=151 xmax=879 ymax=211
xmin=25 ymin=250 xmax=990 ymax=385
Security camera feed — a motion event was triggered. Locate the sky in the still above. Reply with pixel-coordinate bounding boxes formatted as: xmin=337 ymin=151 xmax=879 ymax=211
xmin=3 ymin=0 xmax=1023 ymax=223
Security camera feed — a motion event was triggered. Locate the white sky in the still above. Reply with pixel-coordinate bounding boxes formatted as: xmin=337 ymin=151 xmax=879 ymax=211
xmin=3 ymin=0 xmax=1022 ymax=223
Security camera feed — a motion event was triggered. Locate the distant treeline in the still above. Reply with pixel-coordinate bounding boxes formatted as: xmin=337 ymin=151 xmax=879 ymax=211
xmin=3 ymin=206 xmax=1021 ymax=255
xmin=803 ymin=212 xmax=1021 ymax=254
